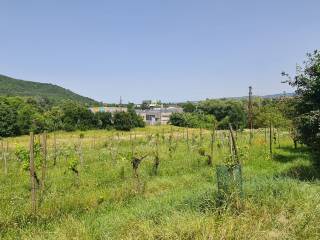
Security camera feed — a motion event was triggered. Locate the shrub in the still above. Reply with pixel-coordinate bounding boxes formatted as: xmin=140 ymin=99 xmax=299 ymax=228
xmin=113 ymin=112 xmax=133 ymax=131
xmin=169 ymin=112 xmax=216 ymax=129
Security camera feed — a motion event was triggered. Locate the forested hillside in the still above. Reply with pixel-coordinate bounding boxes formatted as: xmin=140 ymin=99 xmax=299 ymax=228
xmin=0 ymin=74 xmax=99 ymax=105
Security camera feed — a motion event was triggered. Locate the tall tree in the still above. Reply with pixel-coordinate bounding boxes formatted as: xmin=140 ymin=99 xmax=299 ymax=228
xmin=283 ymin=50 xmax=320 ymax=151
xmin=0 ymin=98 xmax=19 ymax=136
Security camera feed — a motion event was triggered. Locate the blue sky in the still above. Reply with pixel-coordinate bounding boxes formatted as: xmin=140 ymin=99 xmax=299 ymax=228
xmin=1 ymin=0 xmax=319 ymax=103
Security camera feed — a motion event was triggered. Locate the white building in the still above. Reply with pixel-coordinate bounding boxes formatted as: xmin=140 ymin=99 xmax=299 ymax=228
xmin=136 ymin=107 xmax=183 ymax=125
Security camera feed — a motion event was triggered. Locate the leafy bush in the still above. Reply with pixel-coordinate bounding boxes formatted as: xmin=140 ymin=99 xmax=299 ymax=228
xmin=113 ymin=112 xmax=134 ymax=131
xmin=198 ymin=99 xmax=246 ymax=129
xmin=169 ymin=112 xmax=216 ymax=129
xmin=94 ymin=112 xmax=113 ymax=129
xmin=127 ymin=103 xmax=145 ymax=128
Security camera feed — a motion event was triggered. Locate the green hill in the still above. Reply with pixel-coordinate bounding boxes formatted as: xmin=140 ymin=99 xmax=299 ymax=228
xmin=0 ymin=74 xmax=99 ymax=105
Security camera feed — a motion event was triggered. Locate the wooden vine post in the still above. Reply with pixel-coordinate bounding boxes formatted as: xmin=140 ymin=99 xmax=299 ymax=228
xmin=79 ymin=134 xmax=84 ymax=166
xmin=53 ymin=132 xmax=57 ymax=166
xmin=6 ymin=140 xmax=8 ymax=175
xmin=29 ymin=132 xmax=37 ymax=214
xmin=169 ymin=130 xmax=173 ymax=160
xmin=153 ymin=133 xmax=160 ymax=175
xmin=210 ymin=124 xmax=215 ymax=164
xmin=186 ymin=127 xmax=189 ymax=150
xmin=130 ymin=133 xmax=134 ymax=156
xmin=229 ymin=124 xmax=239 ymax=164
xmin=1 ymin=140 xmax=3 ymax=174
xmin=221 ymin=132 xmax=225 ymax=149
xmin=92 ymin=135 xmax=96 ymax=149
xmin=264 ymin=128 xmax=267 ymax=149
xmin=162 ymin=128 xmax=165 ymax=142
xmin=41 ymin=132 xmax=47 ymax=195
xmin=229 ymin=133 xmax=234 ymax=162
xmin=2 ymin=140 xmax=8 ymax=175
xmin=269 ymin=122 xmax=273 ymax=159
xmin=132 ymin=155 xmax=148 ymax=178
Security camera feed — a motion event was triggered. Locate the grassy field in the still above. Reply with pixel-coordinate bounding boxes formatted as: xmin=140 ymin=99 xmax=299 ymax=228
xmin=1 ymin=126 xmax=320 ymax=239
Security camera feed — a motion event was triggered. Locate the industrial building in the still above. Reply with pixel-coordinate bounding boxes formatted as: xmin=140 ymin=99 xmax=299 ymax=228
xmin=136 ymin=107 xmax=183 ymax=125
xmin=90 ymin=105 xmax=183 ymax=125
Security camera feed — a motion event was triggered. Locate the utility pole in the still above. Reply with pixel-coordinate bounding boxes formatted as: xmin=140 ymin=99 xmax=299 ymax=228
xmin=248 ymin=86 xmax=253 ymax=144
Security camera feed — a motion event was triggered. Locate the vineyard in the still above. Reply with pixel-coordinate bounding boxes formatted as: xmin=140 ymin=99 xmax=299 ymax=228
xmin=1 ymin=126 xmax=319 ymax=239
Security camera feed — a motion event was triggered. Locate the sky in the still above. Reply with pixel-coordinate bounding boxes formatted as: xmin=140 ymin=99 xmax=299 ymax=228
xmin=1 ymin=0 xmax=320 ymax=103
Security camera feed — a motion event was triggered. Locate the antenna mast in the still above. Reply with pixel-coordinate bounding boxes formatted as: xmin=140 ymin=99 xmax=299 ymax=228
xmin=120 ymin=96 xmax=122 ymax=108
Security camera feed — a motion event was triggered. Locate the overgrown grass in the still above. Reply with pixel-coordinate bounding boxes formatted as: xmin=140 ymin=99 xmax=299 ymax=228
xmin=0 ymin=126 xmax=319 ymax=239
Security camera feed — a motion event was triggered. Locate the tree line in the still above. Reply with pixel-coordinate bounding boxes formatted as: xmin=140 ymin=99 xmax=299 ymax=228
xmin=0 ymin=97 xmax=145 ymax=137
xmin=170 ymin=49 xmax=320 ymax=163
xmin=170 ymin=97 xmax=291 ymax=130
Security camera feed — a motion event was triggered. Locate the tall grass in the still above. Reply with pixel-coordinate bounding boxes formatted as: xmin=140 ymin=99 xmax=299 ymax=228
xmin=0 ymin=126 xmax=319 ymax=239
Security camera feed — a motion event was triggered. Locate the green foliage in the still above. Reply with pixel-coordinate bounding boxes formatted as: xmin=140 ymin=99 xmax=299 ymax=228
xmin=127 ymin=103 xmax=145 ymax=128
xmin=112 ymin=105 xmax=145 ymax=131
xmin=94 ymin=112 xmax=113 ymax=129
xmin=296 ymin=111 xmax=320 ymax=148
xmin=0 ymin=96 xmax=51 ymax=136
xmin=44 ymin=106 xmax=64 ymax=131
xmin=14 ymin=145 xmax=29 ymax=170
xmin=169 ymin=112 xmax=216 ymax=129
xmin=284 ymin=50 xmax=320 ymax=152
xmin=113 ymin=112 xmax=134 ymax=131
xmin=180 ymin=99 xmax=248 ymax=129
xmin=59 ymin=100 xmax=97 ymax=131
xmin=182 ymin=101 xmax=197 ymax=113
xmin=254 ymin=103 xmax=289 ymax=128
xmin=14 ymin=142 xmax=42 ymax=171
xmin=17 ymin=104 xmax=36 ymax=134
xmin=0 ymin=96 xmax=146 ymax=137
xmin=198 ymin=99 xmax=247 ymax=129
xmin=68 ymin=155 xmax=79 ymax=175
xmin=181 ymin=98 xmax=293 ymax=130
xmin=0 ymin=97 xmax=19 ymax=136
xmin=1 ymin=127 xmax=320 ymax=239
xmin=198 ymin=147 xmax=206 ymax=156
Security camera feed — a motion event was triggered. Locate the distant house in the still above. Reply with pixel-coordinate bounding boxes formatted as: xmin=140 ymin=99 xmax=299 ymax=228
xmin=136 ymin=107 xmax=183 ymax=125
